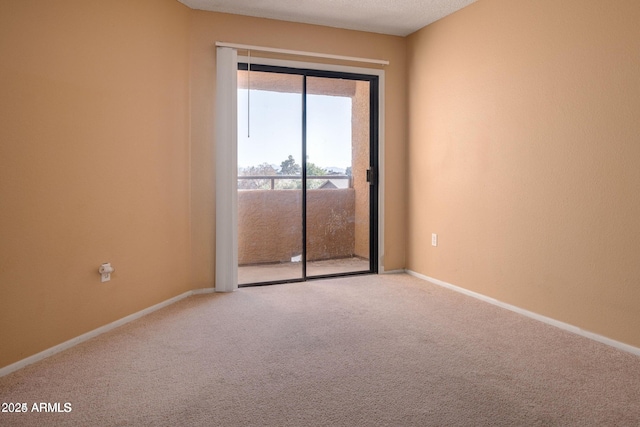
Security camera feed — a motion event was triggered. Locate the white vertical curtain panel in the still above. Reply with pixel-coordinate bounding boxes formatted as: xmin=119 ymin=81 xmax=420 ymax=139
xmin=215 ymin=47 xmax=238 ymax=292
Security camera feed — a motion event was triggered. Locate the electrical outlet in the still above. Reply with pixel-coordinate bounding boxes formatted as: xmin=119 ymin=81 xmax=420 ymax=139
xmin=432 ymin=233 xmax=438 ymax=247
xmin=99 ymin=263 xmax=114 ymax=283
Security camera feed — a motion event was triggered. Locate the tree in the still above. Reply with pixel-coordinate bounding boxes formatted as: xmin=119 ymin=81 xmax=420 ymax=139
xmin=306 ymin=162 xmax=327 ymax=177
xmin=306 ymin=161 xmax=327 ymax=189
xmin=238 ymin=163 xmax=276 ymax=190
xmin=279 ymin=155 xmax=300 ymax=175
xmin=241 ymin=155 xmax=330 ymax=190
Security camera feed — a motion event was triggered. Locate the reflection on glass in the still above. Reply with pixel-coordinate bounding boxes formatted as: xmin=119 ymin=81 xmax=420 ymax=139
xmin=305 ymin=77 xmax=370 ymax=277
xmin=237 ymin=70 xmax=303 ymax=284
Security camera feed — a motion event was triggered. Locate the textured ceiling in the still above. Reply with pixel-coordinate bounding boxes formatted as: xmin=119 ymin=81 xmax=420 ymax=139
xmin=177 ymin=0 xmax=477 ymax=36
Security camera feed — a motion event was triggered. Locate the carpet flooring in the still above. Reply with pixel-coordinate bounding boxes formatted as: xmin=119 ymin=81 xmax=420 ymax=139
xmin=1 ymin=273 xmax=639 ymax=426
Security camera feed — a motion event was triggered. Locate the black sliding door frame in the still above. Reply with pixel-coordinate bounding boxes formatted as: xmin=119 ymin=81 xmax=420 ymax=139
xmin=237 ymin=62 xmax=379 ymax=287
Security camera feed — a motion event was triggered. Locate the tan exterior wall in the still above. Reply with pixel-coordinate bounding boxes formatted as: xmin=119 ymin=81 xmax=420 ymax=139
xmin=189 ymin=12 xmax=408 ymax=287
xmin=407 ymin=0 xmax=640 ymax=348
xmin=0 ymin=0 xmax=191 ymax=368
xmin=239 ymin=70 xmax=357 ymax=96
xmin=238 ymin=190 xmax=355 ymax=265
xmin=353 ymin=81 xmax=371 ymax=258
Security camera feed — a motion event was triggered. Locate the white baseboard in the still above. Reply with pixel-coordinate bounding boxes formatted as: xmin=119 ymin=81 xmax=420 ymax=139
xmin=406 ymin=270 xmax=640 ymax=358
xmin=0 ymin=287 xmax=215 ymax=378
xmin=192 ymin=288 xmax=216 ymax=295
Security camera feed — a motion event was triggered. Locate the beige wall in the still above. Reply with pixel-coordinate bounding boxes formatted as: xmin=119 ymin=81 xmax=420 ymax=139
xmin=0 ymin=4 xmax=406 ymax=369
xmin=407 ymin=0 xmax=640 ymax=347
xmin=10 ymin=0 xmax=638 ymax=372
xmin=189 ymin=12 xmax=408 ymax=287
xmin=0 ymin=0 xmax=191 ymax=368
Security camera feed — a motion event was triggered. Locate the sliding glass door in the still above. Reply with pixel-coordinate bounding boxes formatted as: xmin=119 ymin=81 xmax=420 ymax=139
xmin=237 ymin=64 xmax=378 ymax=286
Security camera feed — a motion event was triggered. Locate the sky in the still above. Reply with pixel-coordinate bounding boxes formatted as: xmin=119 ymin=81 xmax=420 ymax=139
xmin=237 ymin=89 xmax=352 ymax=171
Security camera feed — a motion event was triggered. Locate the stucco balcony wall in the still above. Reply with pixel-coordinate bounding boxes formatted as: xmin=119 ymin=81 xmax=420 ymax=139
xmin=238 ymin=189 xmax=356 ymax=265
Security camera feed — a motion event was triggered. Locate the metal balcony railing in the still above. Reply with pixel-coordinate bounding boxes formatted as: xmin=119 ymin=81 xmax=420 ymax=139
xmin=238 ymin=175 xmax=352 ymax=190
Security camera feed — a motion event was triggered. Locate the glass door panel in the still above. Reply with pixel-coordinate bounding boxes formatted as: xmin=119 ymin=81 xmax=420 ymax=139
xmin=305 ymin=76 xmax=371 ymax=277
xmin=237 ymin=69 xmax=304 ymax=285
